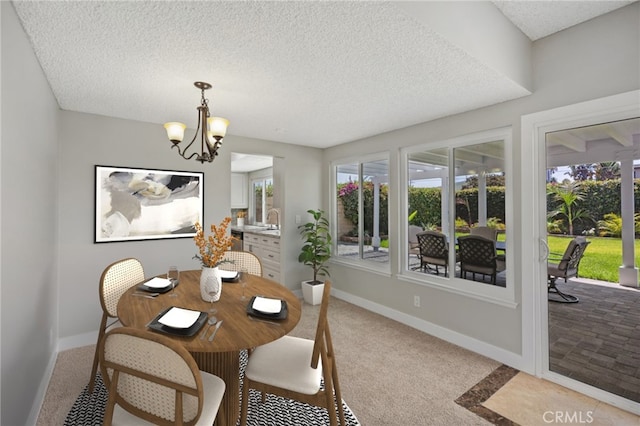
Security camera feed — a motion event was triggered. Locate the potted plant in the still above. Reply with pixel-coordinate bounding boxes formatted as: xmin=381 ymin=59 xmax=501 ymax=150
xmin=298 ymin=209 xmax=332 ymax=305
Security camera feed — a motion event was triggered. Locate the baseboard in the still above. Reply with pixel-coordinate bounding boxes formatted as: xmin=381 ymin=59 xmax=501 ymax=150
xmin=57 ymin=330 xmax=99 ymax=352
xmin=330 ymin=288 xmax=526 ymax=371
xmin=26 ymin=348 xmax=59 ymax=426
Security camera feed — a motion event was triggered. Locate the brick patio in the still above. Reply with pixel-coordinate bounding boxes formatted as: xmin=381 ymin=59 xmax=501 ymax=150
xmin=548 ymin=277 xmax=640 ymax=402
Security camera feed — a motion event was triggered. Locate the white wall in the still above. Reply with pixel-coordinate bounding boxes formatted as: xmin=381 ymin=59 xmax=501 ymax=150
xmin=1 ymin=2 xmax=60 ymax=424
xmin=323 ymin=3 xmax=640 ymax=362
xmin=56 ymin=112 xmax=323 ymax=340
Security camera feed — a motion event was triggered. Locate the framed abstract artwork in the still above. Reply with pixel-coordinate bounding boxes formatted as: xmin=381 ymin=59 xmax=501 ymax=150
xmin=95 ymin=165 xmax=204 ymax=243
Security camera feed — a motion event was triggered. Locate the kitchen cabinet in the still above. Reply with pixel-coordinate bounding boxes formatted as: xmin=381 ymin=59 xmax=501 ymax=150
xmin=231 ymin=173 xmax=248 ymax=208
xmin=244 ymin=232 xmax=281 ymax=283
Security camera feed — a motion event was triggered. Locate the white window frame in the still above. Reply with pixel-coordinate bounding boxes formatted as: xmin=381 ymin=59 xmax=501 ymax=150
xmin=399 ymin=127 xmax=516 ymax=307
xmin=331 ymin=152 xmax=391 ymax=275
xmin=249 ymin=168 xmax=273 ymax=225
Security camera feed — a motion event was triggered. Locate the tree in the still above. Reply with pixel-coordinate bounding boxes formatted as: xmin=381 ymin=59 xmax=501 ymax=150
xmin=567 ymin=164 xmax=595 ymax=181
xmin=594 ymin=162 xmax=620 ymax=181
xmin=547 ymin=181 xmax=592 ymax=235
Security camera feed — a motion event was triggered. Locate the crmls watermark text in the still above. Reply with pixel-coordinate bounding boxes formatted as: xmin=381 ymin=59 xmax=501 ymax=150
xmin=543 ymin=411 xmax=594 ymax=423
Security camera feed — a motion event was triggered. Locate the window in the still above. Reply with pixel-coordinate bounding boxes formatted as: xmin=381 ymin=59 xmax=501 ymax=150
xmin=251 ymin=177 xmax=273 ymax=224
xmin=403 ymin=128 xmax=513 ymax=304
xmin=334 ymin=156 xmax=389 ymax=268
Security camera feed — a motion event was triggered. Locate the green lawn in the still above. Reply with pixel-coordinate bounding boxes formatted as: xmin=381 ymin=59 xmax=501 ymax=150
xmin=547 ymin=235 xmax=640 ymax=283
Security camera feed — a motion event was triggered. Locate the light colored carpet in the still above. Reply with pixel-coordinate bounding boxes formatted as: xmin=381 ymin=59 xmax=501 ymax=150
xmin=37 ymin=297 xmax=500 ymax=425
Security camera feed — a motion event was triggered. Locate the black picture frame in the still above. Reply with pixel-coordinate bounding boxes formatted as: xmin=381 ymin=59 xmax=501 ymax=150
xmin=94 ymin=165 xmax=204 ymax=243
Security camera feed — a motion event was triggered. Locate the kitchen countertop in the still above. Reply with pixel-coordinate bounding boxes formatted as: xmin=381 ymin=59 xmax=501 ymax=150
xmin=231 ymin=225 xmax=280 ymax=238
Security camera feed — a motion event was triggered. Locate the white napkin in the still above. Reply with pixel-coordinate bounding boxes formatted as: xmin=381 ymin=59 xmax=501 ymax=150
xmin=158 ymin=307 xmax=200 ymax=329
xmin=252 ymin=296 xmax=282 ymax=314
xmin=145 ymin=277 xmax=171 ymax=289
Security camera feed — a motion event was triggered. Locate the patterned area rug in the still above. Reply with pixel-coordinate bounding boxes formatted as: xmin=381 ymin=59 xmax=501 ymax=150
xmin=65 ymin=350 xmax=360 ymax=425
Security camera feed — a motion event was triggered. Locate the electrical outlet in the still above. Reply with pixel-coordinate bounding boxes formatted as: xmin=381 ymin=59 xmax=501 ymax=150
xmin=414 ymin=295 xmax=420 ymax=307
xmin=295 ymin=214 xmax=301 ymax=224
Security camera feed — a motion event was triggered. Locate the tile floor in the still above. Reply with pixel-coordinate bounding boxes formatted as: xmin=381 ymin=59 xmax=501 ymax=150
xmin=483 ymin=372 xmax=639 ymax=426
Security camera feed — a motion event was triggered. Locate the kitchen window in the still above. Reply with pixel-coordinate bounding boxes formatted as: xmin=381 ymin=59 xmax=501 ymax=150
xmin=251 ymin=177 xmax=273 ymax=224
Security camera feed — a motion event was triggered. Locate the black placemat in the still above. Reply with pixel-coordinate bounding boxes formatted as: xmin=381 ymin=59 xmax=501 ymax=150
xmin=137 ymin=278 xmax=179 ymax=294
xmin=147 ymin=306 xmax=207 ymax=336
xmin=246 ymin=296 xmax=288 ymax=320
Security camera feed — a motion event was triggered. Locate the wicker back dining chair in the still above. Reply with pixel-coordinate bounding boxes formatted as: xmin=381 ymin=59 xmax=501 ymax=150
xmin=88 ymin=258 xmax=145 ymax=393
xmin=240 ymin=281 xmax=345 ymax=426
xmin=99 ymin=327 xmax=225 ymax=425
xmin=218 ymin=250 xmax=263 ymax=277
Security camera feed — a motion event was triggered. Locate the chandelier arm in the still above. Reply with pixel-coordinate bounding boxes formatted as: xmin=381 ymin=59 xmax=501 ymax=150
xmin=165 ymin=81 xmax=227 ymax=164
xmin=175 ymin=108 xmax=205 ymax=160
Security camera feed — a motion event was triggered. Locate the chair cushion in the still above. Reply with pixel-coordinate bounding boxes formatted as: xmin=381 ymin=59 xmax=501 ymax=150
xmin=462 ymin=264 xmax=495 ymax=275
xmin=421 ymin=256 xmax=447 ymax=266
xmin=245 ymin=335 xmax=322 ymax=395
xmin=111 ymin=370 xmax=225 ymax=425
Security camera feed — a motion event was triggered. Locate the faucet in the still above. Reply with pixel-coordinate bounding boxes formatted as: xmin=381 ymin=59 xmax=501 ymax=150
xmin=267 ymin=208 xmax=279 ymax=230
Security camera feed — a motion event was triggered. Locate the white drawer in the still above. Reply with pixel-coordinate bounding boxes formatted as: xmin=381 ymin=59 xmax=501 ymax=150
xmin=263 ymin=266 xmax=281 ymax=283
xmin=261 ymin=247 xmax=280 ymax=264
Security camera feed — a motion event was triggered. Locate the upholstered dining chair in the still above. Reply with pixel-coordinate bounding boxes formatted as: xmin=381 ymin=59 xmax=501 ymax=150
xmin=416 ymin=231 xmax=451 ymax=276
xmin=458 ymin=235 xmax=505 ymax=285
xmin=218 ymin=250 xmax=263 ymax=276
xmin=99 ymin=327 xmax=226 ymax=425
xmin=548 ymin=237 xmax=590 ymax=303
xmin=240 ymin=281 xmax=345 ymax=426
xmin=469 ymin=226 xmax=498 ymax=241
xmin=89 ymin=257 xmax=145 ymax=394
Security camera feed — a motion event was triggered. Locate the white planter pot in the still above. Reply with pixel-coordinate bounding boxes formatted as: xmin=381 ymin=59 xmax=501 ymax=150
xmin=301 ymin=280 xmax=324 ymax=305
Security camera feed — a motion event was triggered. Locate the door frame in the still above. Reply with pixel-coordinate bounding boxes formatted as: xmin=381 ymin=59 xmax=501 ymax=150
xmin=521 ymin=90 xmax=640 ymax=414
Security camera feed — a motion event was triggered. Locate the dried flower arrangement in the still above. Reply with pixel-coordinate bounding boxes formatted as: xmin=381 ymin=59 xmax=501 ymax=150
xmin=193 ymin=217 xmax=234 ymax=268
xmin=237 ymin=210 xmax=247 ymax=218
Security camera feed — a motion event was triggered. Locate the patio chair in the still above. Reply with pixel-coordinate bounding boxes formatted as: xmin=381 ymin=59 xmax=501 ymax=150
xmin=547 ymin=237 xmax=590 ymax=303
xmin=417 ymin=231 xmax=452 ymax=276
xmin=470 ymin=226 xmax=498 ymax=241
xmin=458 ymin=235 xmax=506 ymax=285
xmin=408 ymin=225 xmax=422 ymax=269
xmin=99 ymin=327 xmax=225 ymax=425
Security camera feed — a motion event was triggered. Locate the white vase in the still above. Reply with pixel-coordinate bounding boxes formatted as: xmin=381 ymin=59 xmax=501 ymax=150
xmin=200 ymin=267 xmax=222 ymax=302
xmin=237 ymin=217 xmax=245 ymax=227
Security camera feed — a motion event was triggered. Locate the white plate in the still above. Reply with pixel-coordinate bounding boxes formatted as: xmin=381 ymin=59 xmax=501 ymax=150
xmin=158 ymin=307 xmax=201 ymax=329
xmin=219 ymin=270 xmax=238 ymax=280
xmin=252 ymin=297 xmax=282 ymax=314
xmin=144 ymin=277 xmax=172 ymax=289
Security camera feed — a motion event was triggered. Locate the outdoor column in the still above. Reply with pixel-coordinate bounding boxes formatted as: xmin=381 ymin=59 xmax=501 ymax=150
xmin=372 ymin=178 xmax=380 ymax=251
xmin=478 ymin=169 xmax=487 ymax=225
xmin=441 ymin=170 xmax=450 ymax=236
xmin=618 ymin=154 xmax=638 ymax=287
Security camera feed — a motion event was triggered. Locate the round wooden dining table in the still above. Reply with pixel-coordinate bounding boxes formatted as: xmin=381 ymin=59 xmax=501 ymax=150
xmin=118 ymin=269 xmax=302 ymax=426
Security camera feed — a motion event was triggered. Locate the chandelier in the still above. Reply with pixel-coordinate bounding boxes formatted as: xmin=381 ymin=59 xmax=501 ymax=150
xmin=164 ymin=81 xmax=229 ymax=163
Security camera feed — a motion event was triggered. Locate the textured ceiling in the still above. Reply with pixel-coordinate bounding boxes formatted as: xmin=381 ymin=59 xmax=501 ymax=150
xmin=12 ymin=1 xmax=636 ymax=149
